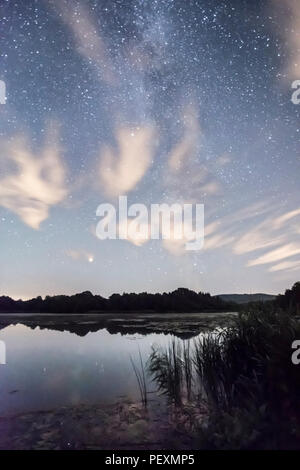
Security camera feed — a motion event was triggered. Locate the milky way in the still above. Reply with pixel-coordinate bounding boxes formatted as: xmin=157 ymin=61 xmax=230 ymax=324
xmin=0 ymin=0 xmax=299 ymax=299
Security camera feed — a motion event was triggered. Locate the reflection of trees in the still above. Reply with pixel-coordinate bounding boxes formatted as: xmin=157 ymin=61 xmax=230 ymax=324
xmin=0 ymin=316 xmax=210 ymax=340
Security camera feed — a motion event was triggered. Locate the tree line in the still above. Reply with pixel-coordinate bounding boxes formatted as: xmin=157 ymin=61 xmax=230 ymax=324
xmin=0 ymin=282 xmax=299 ymax=314
xmin=0 ymin=288 xmax=232 ymax=313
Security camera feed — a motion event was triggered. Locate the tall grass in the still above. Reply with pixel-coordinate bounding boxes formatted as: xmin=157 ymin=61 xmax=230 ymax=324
xmin=147 ymin=309 xmax=300 ymax=448
xmin=130 ymin=347 xmax=148 ymax=408
xmin=147 ymin=338 xmax=196 ymax=406
xmin=183 ymin=341 xmax=193 ymax=401
xmin=148 ymin=339 xmax=183 ymax=406
xmin=194 ymin=310 xmax=300 ymax=412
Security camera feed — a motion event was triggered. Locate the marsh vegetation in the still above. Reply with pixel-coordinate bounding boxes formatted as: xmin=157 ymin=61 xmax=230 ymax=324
xmin=147 ymin=303 xmax=300 ymax=449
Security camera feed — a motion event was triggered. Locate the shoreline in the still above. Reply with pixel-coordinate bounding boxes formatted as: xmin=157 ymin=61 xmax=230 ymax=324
xmin=0 ymin=398 xmax=202 ymax=450
xmin=0 ymin=312 xmax=237 ymax=339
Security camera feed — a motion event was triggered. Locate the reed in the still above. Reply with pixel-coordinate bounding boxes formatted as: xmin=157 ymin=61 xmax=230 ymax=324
xmin=183 ymin=340 xmax=193 ymax=401
xmin=130 ymin=347 xmax=148 ymax=408
xmin=147 ymin=309 xmax=300 ymax=448
xmin=148 ymin=339 xmax=183 ymax=406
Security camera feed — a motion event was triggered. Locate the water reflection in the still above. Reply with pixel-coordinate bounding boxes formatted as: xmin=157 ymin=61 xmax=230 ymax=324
xmin=0 ymin=323 xmax=180 ymax=416
xmin=0 ymin=311 xmax=234 ymax=339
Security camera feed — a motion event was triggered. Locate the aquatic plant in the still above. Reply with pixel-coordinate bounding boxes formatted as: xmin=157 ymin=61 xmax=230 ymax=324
xmin=148 ymin=339 xmax=183 ymax=406
xmin=148 ymin=309 xmax=300 ymax=448
xmin=130 ymin=347 xmax=148 ymax=408
xmin=183 ymin=340 xmax=193 ymax=401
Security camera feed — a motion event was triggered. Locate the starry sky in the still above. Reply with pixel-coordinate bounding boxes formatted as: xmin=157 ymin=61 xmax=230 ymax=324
xmin=0 ymin=0 xmax=299 ymax=300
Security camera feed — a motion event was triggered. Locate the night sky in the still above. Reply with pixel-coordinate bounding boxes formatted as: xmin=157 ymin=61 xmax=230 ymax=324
xmin=0 ymin=0 xmax=299 ymax=299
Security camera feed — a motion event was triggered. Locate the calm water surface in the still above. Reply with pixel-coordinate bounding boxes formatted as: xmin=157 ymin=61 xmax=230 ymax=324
xmin=0 ymin=322 xmax=198 ymax=416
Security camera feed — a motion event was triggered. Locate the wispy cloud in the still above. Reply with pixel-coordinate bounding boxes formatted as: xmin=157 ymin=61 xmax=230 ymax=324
xmin=66 ymin=249 xmax=94 ymax=263
xmin=199 ymin=200 xmax=300 ymax=274
xmin=166 ymin=106 xmax=220 ymax=200
xmin=233 ymin=205 xmax=300 ymax=271
xmin=168 ymin=106 xmax=200 ymax=173
xmin=0 ymin=128 xmax=67 ymax=229
xmin=272 ymin=0 xmax=300 ymax=80
xmin=50 ymin=0 xmax=115 ymax=84
xmin=272 ymin=208 xmax=300 ymax=229
xmin=204 ymin=232 xmax=235 ymax=251
xmin=285 ymin=0 xmax=300 ymax=80
xmin=234 ymin=220 xmax=284 ymax=255
xmin=269 ymin=259 xmax=300 ymax=272
xmin=248 ymin=243 xmax=300 ymax=267
xmin=202 ymin=201 xmax=272 ymax=255
xmin=99 ymin=126 xmax=156 ymax=197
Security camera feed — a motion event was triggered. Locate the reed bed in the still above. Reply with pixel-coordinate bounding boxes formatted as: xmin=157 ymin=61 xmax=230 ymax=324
xmin=147 ymin=309 xmax=300 ymax=449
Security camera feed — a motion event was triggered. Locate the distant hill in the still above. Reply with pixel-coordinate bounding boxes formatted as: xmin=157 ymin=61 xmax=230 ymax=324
xmin=216 ymin=293 xmax=276 ymax=304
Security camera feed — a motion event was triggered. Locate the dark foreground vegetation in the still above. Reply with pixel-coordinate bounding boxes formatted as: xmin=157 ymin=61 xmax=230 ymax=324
xmin=0 ymin=288 xmax=234 ymax=313
xmin=146 ymin=282 xmax=300 ymax=449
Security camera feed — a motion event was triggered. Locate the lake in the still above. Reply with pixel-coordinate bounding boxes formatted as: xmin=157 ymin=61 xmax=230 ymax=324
xmin=0 ymin=323 xmax=176 ymax=416
xmin=0 ymin=312 xmax=237 ymax=417
xmin=0 ymin=313 xmax=236 ymax=449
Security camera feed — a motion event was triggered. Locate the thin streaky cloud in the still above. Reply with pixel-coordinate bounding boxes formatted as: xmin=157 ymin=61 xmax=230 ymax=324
xmin=269 ymin=259 xmax=300 ymax=272
xmin=248 ymin=243 xmax=300 ymax=267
